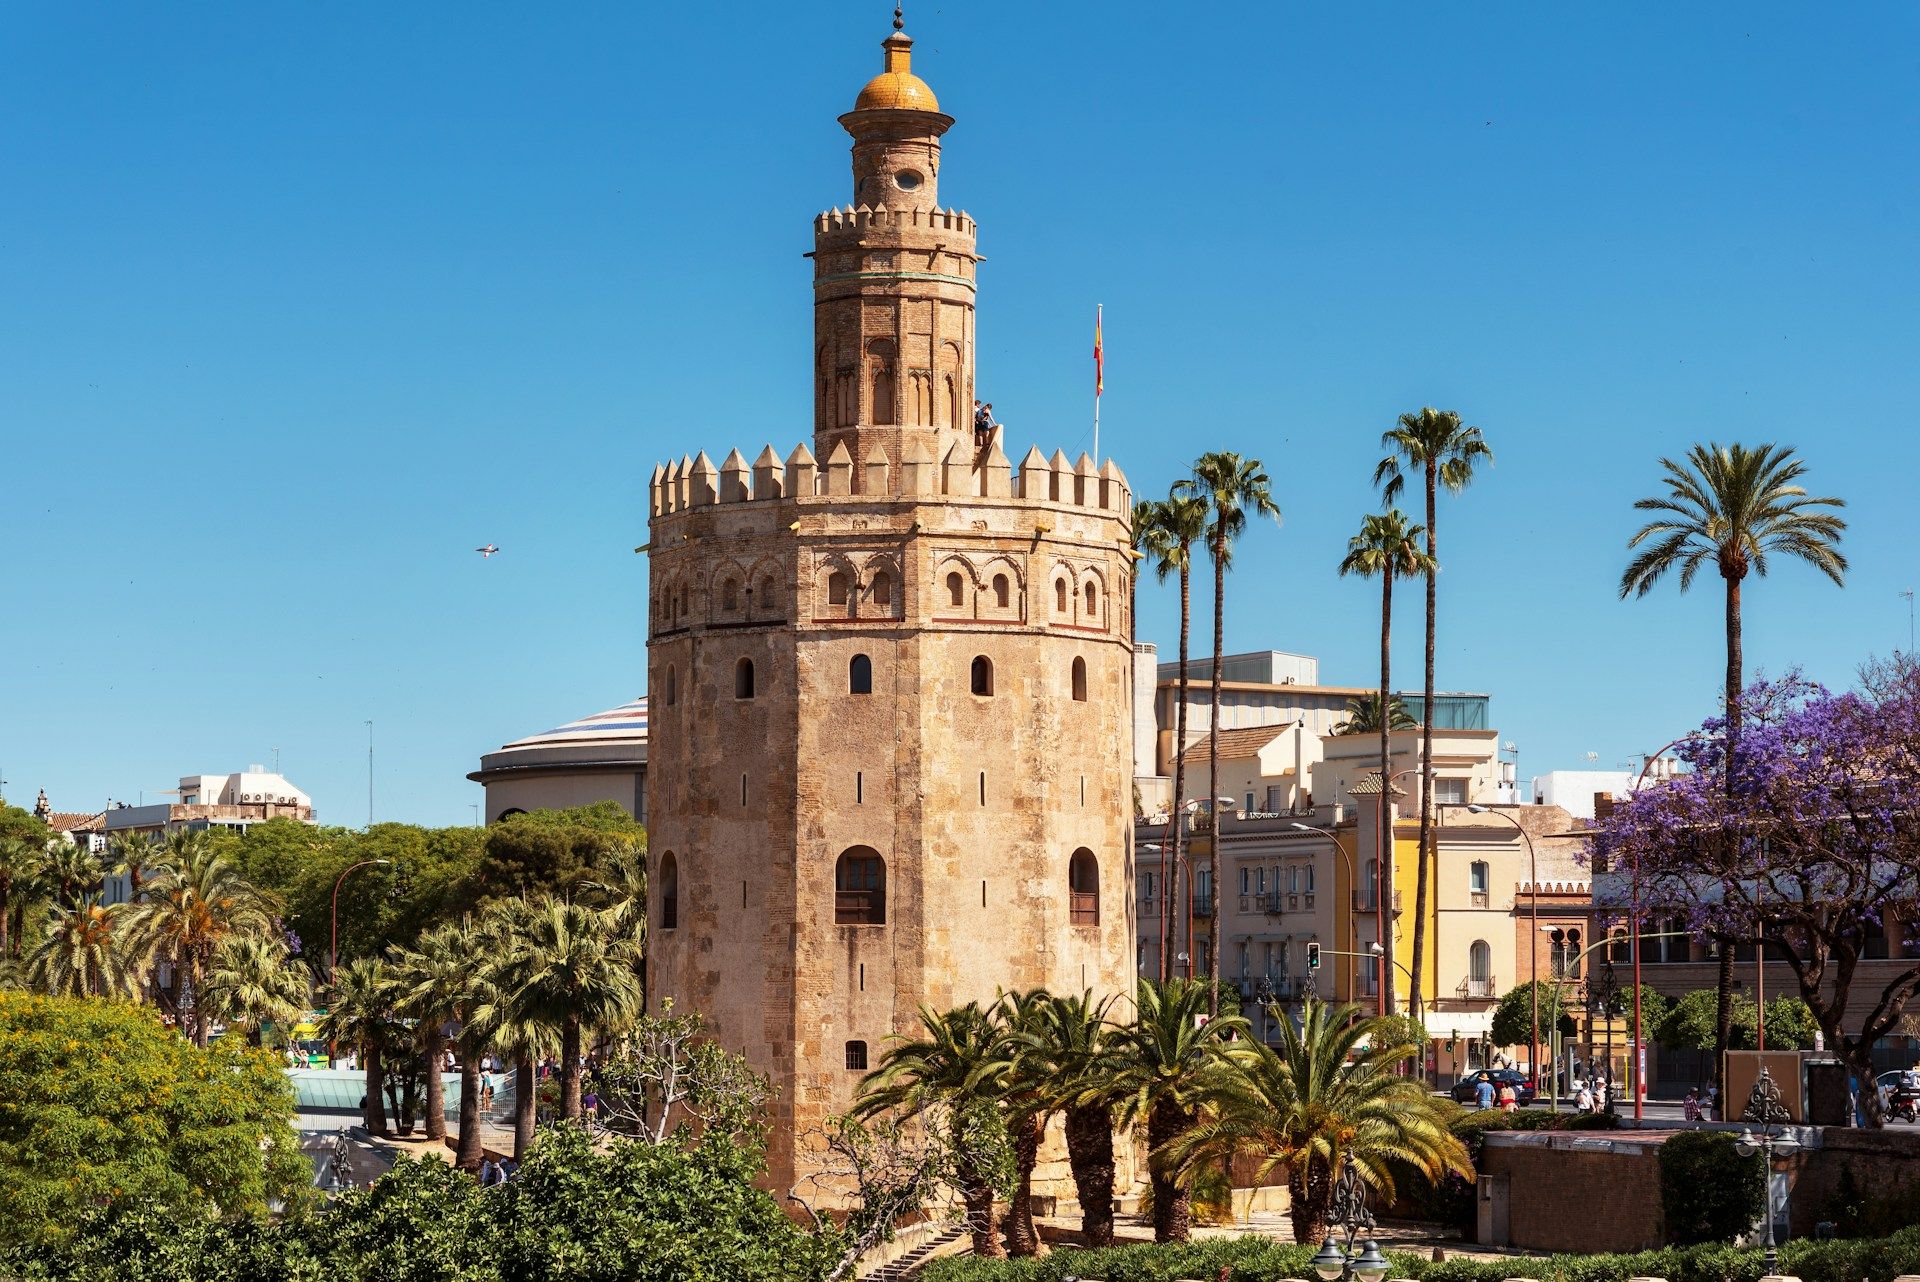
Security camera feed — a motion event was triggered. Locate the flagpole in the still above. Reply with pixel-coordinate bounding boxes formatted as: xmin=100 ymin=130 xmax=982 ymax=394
xmin=1092 ymin=302 xmax=1103 ymax=459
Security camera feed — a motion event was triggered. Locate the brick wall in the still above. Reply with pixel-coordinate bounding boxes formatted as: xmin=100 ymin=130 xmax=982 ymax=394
xmin=1481 ymin=1133 xmax=1666 ymax=1253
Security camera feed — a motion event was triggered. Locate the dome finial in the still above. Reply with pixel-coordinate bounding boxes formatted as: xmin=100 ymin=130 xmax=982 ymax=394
xmin=893 ymin=4 xmax=905 ymax=32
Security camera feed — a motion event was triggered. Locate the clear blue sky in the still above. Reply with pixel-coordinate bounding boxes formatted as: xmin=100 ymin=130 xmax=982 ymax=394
xmin=4 ymin=3 xmax=1916 ymax=826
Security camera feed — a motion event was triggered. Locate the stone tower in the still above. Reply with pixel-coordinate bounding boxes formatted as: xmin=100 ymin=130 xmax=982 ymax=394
xmin=645 ymin=20 xmax=1137 ymax=1197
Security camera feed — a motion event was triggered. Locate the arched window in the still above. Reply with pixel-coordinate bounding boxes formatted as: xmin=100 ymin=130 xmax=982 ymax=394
xmin=835 ymin=847 xmax=886 ymax=924
xmin=970 ymin=656 xmax=994 ymax=696
xmin=1084 ymin=580 xmax=1098 ymax=616
xmin=664 ymin=665 xmax=677 ymax=707
xmin=849 ymin=654 xmax=873 ymax=695
xmin=827 ymin=571 xmax=849 ymax=606
xmin=760 ymin=576 xmax=777 ymax=611
xmin=868 ymin=339 xmax=897 ymax=427
xmin=992 ymin=574 xmax=1010 ymax=609
xmin=946 ymin=571 xmax=965 ymax=609
xmin=870 ymin=570 xmax=892 ymax=608
xmin=1071 ymin=656 xmax=1088 ymax=702
xmin=845 ymin=1040 xmax=869 ymax=1071
xmin=1469 ymin=939 xmax=1491 ymax=984
xmin=1069 ymin=849 xmax=1099 ymax=925
xmin=735 ymin=657 xmax=756 ymax=700
xmin=722 ymin=578 xmax=739 ymax=611
xmin=660 ymin=853 xmax=679 ymax=931
xmin=1054 ymin=579 xmax=1069 ymax=614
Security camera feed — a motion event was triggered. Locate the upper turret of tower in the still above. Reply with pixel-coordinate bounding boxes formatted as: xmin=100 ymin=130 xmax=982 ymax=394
xmin=838 ymin=27 xmax=952 ymax=213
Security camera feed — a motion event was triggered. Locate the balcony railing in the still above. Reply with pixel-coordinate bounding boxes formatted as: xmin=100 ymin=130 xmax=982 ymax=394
xmin=835 ymin=891 xmax=884 ymax=924
xmin=1258 ymin=892 xmax=1286 ymax=916
xmin=1192 ymin=898 xmax=1214 ymax=918
xmin=1352 ymin=889 xmax=1403 ymax=914
xmin=1458 ymin=976 xmax=1496 ymax=999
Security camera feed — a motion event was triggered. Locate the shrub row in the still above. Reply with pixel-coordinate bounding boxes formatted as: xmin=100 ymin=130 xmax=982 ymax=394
xmin=921 ymin=1222 xmax=1920 ymax=1282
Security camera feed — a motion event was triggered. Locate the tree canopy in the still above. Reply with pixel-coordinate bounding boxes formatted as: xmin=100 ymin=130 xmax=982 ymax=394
xmin=0 ymin=993 xmax=307 ymax=1251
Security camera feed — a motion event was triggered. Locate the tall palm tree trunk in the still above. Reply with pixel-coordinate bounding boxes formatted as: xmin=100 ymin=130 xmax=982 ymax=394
xmin=1003 ymin=1111 xmax=1043 ymax=1256
xmin=1168 ymin=564 xmax=1193 ymax=980
xmin=1713 ymin=572 xmax=1745 ymax=1103
xmin=513 ymin=1055 xmax=536 ymax=1158
xmin=189 ymin=949 xmax=211 ymax=1048
xmin=1207 ymin=547 xmax=1226 ymax=1013
xmin=560 ymin=1018 xmax=584 ymax=1120
xmin=1147 ymin=1099 xmax=1193 ymax=1243
xmin=957 ymin=1153 xmax=1005 ymax=1258
xmin=1063 ymin=1103 xmax=1116 ymax=1247
xmin=361 ymin=1043 xmax=388 ymax=1135
xmin=1286 ymin=1155 xmax=1335 ymax=1245
xmin=1377 ymin=573 xmax=1395 ymax=1018
xmin=1411 ymin=466 xmax=1438 ymax=1030
xmin=422 ymin=1024 xmax=448 ymax=1142
xmin=454 ymin=1060 xmax=482 ymax=1170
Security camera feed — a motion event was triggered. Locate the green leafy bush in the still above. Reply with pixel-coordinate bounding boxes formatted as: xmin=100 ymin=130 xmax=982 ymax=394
xmin=922 ymin=1224 xmax=1920 ymax=1282
xmin=1659 ymin=1129 xmax=1764 ymax=1246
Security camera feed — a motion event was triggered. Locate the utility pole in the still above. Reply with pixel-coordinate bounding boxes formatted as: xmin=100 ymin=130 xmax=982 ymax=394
xmin=1902 ymin=589 xmax=1914 ymax=655
xmin=365 ymin=720 xmax=374 ymax=827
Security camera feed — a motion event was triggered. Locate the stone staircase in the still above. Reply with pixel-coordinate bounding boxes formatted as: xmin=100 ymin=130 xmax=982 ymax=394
xmin=862 ymin=1225 xmax=967 ymax=1280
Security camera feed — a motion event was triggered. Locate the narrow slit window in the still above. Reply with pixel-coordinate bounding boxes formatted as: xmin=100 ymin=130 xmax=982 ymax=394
xmin=660 ymin=853 xmax=678 ymax=931
xmin=849 ymin=653 xmax=873 ymax=695
xmin=735 ymin=657 xmax=756 ymax=699
xmin=947 ymin=571 xmax=965 ymax=608
xmin=1071 ymin=656 xmax=1088 ymax=701
xmin=992 ymin=573 xmax=1010 ymax=609
xmin=870 ymin=570 xmax=892 ymax=608
xmin=970 ymin=655 xmax=993 ymax=696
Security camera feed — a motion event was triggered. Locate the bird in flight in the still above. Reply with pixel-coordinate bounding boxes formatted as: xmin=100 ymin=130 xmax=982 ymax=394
xmin=475 ymin=544 xmax=500 ymax=558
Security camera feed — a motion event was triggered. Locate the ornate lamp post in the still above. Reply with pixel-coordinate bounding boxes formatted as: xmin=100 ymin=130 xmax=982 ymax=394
xmin=1735 ymin=1067 xmax=1803 ymax=1276
xmin=1311 ymin=1152 xmax=1392 ymax=1282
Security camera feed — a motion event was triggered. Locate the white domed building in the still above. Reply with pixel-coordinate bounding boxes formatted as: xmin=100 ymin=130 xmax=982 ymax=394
xmin=469 ymin=698 xmax=648 ymax=824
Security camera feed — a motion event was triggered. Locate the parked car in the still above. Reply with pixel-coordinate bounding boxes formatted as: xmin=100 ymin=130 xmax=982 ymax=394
xmin=1451 ymin=1068 xmax=1537 ymax=1106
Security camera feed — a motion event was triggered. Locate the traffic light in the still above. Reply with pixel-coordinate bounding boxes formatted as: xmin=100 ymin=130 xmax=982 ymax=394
xmin=1307 ymin=941 xmax=1321 ymax=970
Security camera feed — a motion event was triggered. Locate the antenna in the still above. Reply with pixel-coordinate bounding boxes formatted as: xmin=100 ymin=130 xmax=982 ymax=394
xmin=1903 ymin=588 xmax=1914 ymax=654
xmin=365 ymin=720 xmax=375 ymax=827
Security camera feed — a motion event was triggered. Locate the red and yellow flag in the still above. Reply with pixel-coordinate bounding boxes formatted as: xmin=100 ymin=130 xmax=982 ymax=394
xmin=1093 ymin=304 xmax=1104 ymax=397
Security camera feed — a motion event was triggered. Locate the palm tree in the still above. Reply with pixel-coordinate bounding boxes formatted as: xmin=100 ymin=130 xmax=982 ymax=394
xmin=205 ymin=931 xmax=310 ymax=1046
xmin=1108 ymin=978 xmax=1248 ymax=1242
xmin=105 ymin=830 xmax=159 ymax=902
xmin=856 ymin=1002 xmax=1010 ymax=1259
xmin=1162 ymin=999 xmax=1469 ymax=1244
xmin=1338 ymin=510 xmax=1435 ymax=1019
xmin=1147 ymin=493 xmax=1209 ymax=982
xmin=1331 ymin=694 xmax=1418 ymax=737
xmin=494 ymin=895 xmax=644 ymax=1121
xmin=469 ymin=902 xmax=552 ymax=1160
xmin=126 ymin=830 xmax=277 ymax=1045
xmin=29 ymin=897 xmax=143 ymax=998
xmin=392 ymin=921 xmax=489 ymax=1151
xmin=318 ymin=956 xmax=400 ymax=1136
xmin=1178 ymin=453 xmax=1282 ymax=1012
xmin=1620 ymin=442 xmax=1846 ymax=1089
xmin=0 ymin=837 xmax=45 ymax=958
xmin=1376 ymin=409 xmax=1492 ymax=1024
xmin=1023 ymin=991 xmax=1124 ymax=1247
xmin=971 ymin=988 xmax=1056 ymax=1257
xmin=40 ymin=839 xmax=104 ymax=910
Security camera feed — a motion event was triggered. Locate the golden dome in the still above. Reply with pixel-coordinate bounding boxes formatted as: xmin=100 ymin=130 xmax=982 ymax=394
xmin=854 ymin=32 xmax=939 ymax=112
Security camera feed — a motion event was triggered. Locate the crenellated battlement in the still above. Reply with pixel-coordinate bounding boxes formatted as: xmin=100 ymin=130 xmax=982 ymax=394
xmin=813 ymin=204 xmax=976 ymax=237
xmin=648 ymin=431 xmax=1129 ymax=522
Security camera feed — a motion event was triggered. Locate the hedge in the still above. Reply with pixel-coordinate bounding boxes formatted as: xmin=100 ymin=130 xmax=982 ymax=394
xmin=920 ymin=1222 xmax=1920 ymax=1282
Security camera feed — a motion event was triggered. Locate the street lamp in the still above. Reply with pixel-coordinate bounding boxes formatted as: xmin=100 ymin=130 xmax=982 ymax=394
xmin=1292 ymin=822 xmax=1360 ymax=1007
xmin=1310 ymin=1152 xmax=1391 ymax=1282
xmin=1466 ymin=804 xmax=1541 ymax=1104
xmin=1734 ymin=1067 xmax=1803 ymax=1275
xmin=330 ymin=858 xmax=393 ymax=979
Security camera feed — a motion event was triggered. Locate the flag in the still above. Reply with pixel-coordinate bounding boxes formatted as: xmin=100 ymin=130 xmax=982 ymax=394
xmin=1093 ymin=304 xmax=1104 ymax=397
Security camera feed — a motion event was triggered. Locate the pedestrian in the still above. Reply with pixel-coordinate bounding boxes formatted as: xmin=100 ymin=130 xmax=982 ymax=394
xmin=1705 ymin=1082 xmax=1720 ymax=1120
xmin=1684 ymin=1089 xmax=1701 ymax=1122
xmin=1474 ymin=1077 xmax=1496 ymax=1111
xmin=1575 ymin=1081 xmax=1594 ymax=1113
xmin=479 ymin=1158 xmax=499 ymax=1187
xmin=1498 ymin=1081 xmax=1518 ymax=1114
xmin=479 ymin=1068 xmax=495 ymax=1113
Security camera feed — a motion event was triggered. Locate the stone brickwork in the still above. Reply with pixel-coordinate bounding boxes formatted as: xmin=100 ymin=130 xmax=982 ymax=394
xmin=644 ymin=24 xmax=1137 ymax=1198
